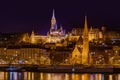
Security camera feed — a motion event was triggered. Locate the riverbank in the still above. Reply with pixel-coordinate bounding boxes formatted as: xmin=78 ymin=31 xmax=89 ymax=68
xmin=0 ymin=65 xmax=120 ymax=73
xmin=25 ymin=66 xmax=119 ymax=73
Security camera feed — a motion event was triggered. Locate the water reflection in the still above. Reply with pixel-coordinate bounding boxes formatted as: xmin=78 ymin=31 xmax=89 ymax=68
xmin=0 ymin=72 xmax=120 ymax=80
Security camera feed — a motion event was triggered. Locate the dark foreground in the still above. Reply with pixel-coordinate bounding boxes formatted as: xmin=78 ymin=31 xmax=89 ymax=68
xmin=0 ymin=64 xmax=120 ymax=73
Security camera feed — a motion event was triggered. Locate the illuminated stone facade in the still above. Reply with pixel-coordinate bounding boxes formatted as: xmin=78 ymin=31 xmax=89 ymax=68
xmin=22 ymin=9 xmax=66 ymax=44
xmin=71 ymin=27 xmax=103 ymax=42
xmin=70 ymin=36 xmax=82 ymax=64
xmin=70 ymin=16 xmax=90 ymax=65
xmin=49 ymin=9 xmax=65 ymax=37
xmin=0 ymin=45 xmax=44 ymax=64
xmin=88 ymin=27 xmax=102 ymax=42
xmin=109 ymin=46 xmax=120 ymax=64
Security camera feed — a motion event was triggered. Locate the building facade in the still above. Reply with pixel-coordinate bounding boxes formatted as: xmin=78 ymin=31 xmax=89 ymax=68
xmin=71 ymin=27 xmax=103 ymax=42
xmin=22 ymin=9 xmax=66 ymax=44
xmin=70 ymin=16 xmax=91 ymax=65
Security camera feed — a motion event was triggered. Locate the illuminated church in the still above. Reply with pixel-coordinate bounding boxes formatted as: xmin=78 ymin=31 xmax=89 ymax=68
xmin=48 ymin=9 xmax=65 ymax=37
xmin=70 ymin=16 xmax=92 ymax=65
xmin=22 ymin=9 xmax=66 ymax=44
xmin=20 ymin=10 xmax=94 ymax=65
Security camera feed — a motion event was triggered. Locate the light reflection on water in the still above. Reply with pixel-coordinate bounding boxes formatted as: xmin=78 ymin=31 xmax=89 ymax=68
xmin=0 ymin=72 xmax=119 ymax=80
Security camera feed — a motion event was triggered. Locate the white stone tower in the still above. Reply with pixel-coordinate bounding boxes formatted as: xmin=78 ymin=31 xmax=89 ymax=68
xmin=50 ymin=9 xmax=57 ymax=33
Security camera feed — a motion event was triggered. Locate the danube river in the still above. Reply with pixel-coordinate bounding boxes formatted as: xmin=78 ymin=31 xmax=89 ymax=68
xmin=0 ymin=72 xmax=120 ymax=80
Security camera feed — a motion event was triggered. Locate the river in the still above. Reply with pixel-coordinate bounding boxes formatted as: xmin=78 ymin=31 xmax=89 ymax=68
xmin=0 ymin=72 xmax=119 ymax=80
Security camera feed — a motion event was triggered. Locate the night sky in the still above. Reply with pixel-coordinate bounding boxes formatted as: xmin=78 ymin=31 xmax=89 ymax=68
xmin=0 ymin=0 xmax=120 ymax=35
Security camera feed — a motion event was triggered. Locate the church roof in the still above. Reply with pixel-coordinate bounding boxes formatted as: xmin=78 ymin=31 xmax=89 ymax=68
xmin=72 ymin=45 xmax=82 ymax=56
xmin=76 ymin=36 xmax=83 ymax=45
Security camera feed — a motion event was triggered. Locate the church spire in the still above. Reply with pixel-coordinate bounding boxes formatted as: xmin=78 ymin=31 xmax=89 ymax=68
xmin=31 ymin=30 xmax=35 ymax=36
xmin=50 ymin=9 xmax=57 ymax=32
xmin=82 ymin=15 xmax=89 ymax=65
xmin=90 ymin=26 xmax=93 ymax=32
xmin=83 ymin=16 xmax=88 ymax=36
xmin=52 ymin=9 xmax=55 ymax=19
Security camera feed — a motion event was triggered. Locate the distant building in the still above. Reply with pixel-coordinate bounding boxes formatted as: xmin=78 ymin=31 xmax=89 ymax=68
xmin=71 ymin=26 xmax=103 ymax=42
xmin=106 ymin=31 xmax=120 ymax=39
xmin=0 ymin=45 xmax=44 ymax=65
xmin=109 ymin=46 xmax=120 ymax=64
xmin=49 ymin=9 xmax=65 ymax=37
xmin=0 ymin=33 xmax=23 ymax=45
xmin=22 ymin=9 xmax=66 ymax=44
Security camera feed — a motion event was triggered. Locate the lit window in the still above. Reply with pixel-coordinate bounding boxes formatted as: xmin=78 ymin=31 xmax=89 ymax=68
xmin=4 ymin=48 xmax=6 ymax=51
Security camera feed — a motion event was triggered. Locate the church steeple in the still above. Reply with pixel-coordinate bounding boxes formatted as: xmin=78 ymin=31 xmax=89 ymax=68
xmin=31 ymin=30 xmax=35 ymax=36
xmin=52 ymin=9 xmax=55 ymax=19
xmin=82 ymin=15 xmax=89 ymax=65
xmin=83 ymin=16 xmax=88 ymax=37
xmin=89 ymin=26 xmax=93 ymax=32
xmin=50 ymin=9 xmax=57 ymax=31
